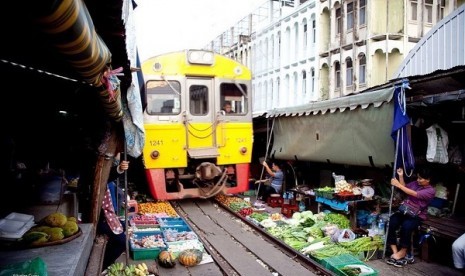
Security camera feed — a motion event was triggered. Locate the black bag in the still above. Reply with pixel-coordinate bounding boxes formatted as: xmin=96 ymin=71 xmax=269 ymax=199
xmin=398 ymin=202 xmax=421 ymax=218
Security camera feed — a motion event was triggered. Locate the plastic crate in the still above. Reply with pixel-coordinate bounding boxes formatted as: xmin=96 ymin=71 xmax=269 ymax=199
xmin=163 ymin=229 xmax=198 ymax=242
xmin=165 ymin=239 xmax=204 ymax=257
xmin=130 ymin=213 xmax=159 ymax=227
xmin=159 ymin=217 xmax=190 ymax=232
xmin=267 ymin=196 xmax=283 ymax=208
xmin=130 ymin=231 xmax=166 ymax=260
xmin=281 ymin=204 xmax=299 ymax=218
xmin=159 ymin=217 xmax=186 ymax=226
xmin=321 ymin=254 xmax=378 ymax=276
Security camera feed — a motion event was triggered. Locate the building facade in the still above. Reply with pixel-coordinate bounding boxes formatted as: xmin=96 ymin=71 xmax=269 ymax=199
xmin=204 ymin=0 xmax=464 ymax=116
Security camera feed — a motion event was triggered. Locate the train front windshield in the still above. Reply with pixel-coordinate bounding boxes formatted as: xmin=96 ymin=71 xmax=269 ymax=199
xmin=146 ymin=80 xmax=181 ymax=115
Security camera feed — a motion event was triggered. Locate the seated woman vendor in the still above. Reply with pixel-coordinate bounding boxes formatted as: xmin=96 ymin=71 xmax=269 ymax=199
xmin=386 ymin=166 xmax=435 ymax=268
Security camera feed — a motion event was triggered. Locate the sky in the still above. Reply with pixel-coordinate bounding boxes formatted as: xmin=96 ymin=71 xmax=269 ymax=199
xmin=134 ymin=0 xmax=266 ymax=62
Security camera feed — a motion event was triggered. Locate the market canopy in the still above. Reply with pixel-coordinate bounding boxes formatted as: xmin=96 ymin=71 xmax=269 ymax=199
xmin=268 ymin=87 xmax=396 ymax=167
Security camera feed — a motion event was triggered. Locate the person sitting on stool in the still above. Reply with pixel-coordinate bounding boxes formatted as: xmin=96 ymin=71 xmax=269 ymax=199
xmin=256 ymin=160 xmax=283 ymax=203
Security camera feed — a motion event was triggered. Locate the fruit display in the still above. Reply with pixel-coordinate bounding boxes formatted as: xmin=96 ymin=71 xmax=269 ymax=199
xmin=138 ymin=201 xmax=177 ymax=217
xmin=19 ymin=212 xmax=79 ymax=246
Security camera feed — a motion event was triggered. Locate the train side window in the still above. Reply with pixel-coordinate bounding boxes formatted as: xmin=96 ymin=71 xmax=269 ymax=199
xmin=189 ymin=85 xmax=208 ymax=115
xmin=146 ymin=80 xmax=181 ymax=115
xmin=220 ymin=83 xmax=247 ymax=115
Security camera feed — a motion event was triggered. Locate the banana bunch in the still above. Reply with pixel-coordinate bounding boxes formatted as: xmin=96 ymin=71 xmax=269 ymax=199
xmin=134 ymin=263 xmax=148 ymax=276
xmin=104 ymin=262 xmax=149 ymax=276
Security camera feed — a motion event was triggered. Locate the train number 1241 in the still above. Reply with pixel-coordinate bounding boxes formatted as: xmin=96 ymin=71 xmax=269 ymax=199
xmin=149 ymin=140 xmax=164 ymax=146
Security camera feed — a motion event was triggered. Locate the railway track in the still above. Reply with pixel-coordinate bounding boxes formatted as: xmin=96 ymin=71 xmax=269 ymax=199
xmin=169 ymin=199 xmax=333 ymax=276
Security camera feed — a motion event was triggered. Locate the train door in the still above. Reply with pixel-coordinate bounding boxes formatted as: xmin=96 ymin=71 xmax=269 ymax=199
xmin=185 ymin=78 xmax=218 ymax=158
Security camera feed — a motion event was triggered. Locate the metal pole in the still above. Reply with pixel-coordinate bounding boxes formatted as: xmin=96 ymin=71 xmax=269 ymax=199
xmin=452 ymin=183 xmax=460 ymax=215
xmin=383 ymin=119 xmax=401 ymax=258
xmin=123 ymin=144 xmax=129 ymax=264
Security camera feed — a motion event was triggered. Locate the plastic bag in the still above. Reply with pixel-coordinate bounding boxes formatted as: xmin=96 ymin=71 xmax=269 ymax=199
xmin=0 ymin=257 xmax=47 ymax=276
xmin=338 ymin=229 xmax=356 ymax=242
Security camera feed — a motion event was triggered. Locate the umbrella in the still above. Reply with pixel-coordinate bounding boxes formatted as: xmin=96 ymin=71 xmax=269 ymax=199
xmin=383 ymin=79 xmax=415 ymax=257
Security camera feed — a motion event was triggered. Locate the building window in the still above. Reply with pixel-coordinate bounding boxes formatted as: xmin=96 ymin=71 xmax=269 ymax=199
xmin=303 ymin=23 xmax=308 ymax=50
xmin=311 ymin=68 xmax=315 ymax=93
xmin=424 ymin=0 xmax=433 ymax=23
xmin=359 ymin=54 xmax=366 ymax=84
xmin=276 ymin=78 xmax=280 ymax=104
xmin=302 ymin=70 xmax=307 ymax=96
xmin=312 ymin=19 xmax=316 ymax=43
xmin=335 ymin=62 xmax=341 ymax=88
xmin=359 ymin=0 xmax=366 ymax=25
xmin=411 ymin=1 xmax=418 ymax=21
xmin=336 ymin=7 xmax=342 ymax=35
xmin=346 ymin=58 xmax=353 ymax=86
xmin=438 ymin=0 xmax=445 ymax=20
xmin=347 ymin=2 xmax=354 ymax=30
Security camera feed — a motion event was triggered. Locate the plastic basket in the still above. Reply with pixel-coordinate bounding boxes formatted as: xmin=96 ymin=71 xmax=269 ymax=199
xmin=281 ymin=204 xmax=299 ymax=218
xmin=159 ymin=218 xmax=190 ymax=232
xmin=267 ymin=197 xmax=283 ymax=208
xmin=130 ymin=231 xmax=166 ymax=260
xmin=163 ymin=230 xmax=198 ymax=242
xmin=321 ymin=254 xmax=378 ymax=276
xmin=165 ymin=239 xmax=204 ymax=257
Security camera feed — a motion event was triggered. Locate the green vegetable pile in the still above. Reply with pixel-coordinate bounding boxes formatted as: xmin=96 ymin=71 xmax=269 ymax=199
xmin=249 ymin=212 xmax=269 ymax=222
xmin=324 ymin=213 xmax=350 ymax=229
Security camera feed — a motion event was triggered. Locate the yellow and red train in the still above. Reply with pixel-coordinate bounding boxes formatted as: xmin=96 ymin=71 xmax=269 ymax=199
xmin=141 ymin=50 xmax=253 ymax=200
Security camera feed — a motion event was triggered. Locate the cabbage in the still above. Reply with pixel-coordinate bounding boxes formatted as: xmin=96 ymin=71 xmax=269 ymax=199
xmin=292 ymin=212 xmax=302 ymax=220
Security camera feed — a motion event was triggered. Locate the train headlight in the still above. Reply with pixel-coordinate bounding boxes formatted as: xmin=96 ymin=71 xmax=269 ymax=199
xmin=187 ymin=50 xmax=214 ymax=65
xmin=234 ymin=66 xmax=243 ymax=75
xmin=150 ymin=150 xmax=160 ymax=159
xmin=153 ymin=62 xmax=162 ymax=71
xmin=240 ymin=147 xmax=247 ymax=154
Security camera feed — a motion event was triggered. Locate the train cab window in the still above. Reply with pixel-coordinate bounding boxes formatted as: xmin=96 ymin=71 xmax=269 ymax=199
xmin=220 ymin=83 xmax=247 ymax=115
xmin=189 ymin=85 xmax=208 ymax=115
xmin=146 ymin=80 xmax=181 ymax=115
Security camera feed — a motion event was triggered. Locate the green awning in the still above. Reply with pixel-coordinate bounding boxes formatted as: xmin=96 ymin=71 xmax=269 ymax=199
xmin=269 ymin=87 xmax=396 ymax=167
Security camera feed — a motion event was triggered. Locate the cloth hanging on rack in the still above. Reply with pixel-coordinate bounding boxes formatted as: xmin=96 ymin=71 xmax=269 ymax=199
xmin=426 ymin=124 xmax=449 ymax=164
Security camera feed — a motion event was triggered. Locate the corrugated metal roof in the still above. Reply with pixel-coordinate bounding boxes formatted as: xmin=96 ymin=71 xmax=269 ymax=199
xmin=267 ymin=87 xmax=394 ymax=117
xmin=394 ymin=4 xmax=465 ymax=79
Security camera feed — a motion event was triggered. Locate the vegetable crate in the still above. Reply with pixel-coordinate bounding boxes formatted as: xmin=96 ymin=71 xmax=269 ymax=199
xmin=321 ymin=254 xmax=378 ymax=276
xmin=130 ymin=231 xmax=167 ymax=260
xmin=281 ymin=204 xmax=299 ymax=218
xmin=267 ymin=197 xmax=283 ymax=208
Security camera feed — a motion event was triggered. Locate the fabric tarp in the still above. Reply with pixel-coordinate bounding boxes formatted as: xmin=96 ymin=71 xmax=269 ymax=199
xmin=36 ymin=0 xmax=122 ymax=121
xmin=269 ymin=87 xmax=396 ymax=167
